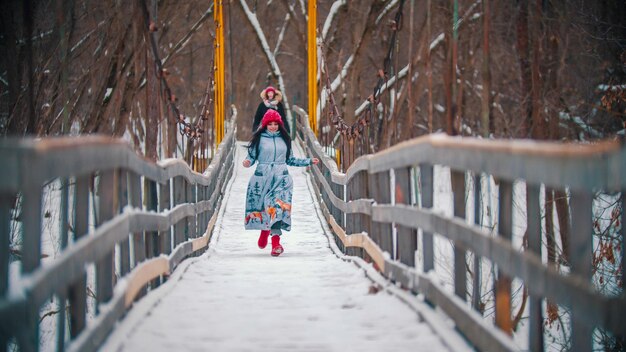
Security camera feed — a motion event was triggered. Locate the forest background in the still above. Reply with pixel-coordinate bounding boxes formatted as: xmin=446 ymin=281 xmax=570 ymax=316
xmin=0 ymin=0 xmax=624 ymax=350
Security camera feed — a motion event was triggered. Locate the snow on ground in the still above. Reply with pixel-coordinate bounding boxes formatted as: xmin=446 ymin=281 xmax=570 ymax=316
xmin=101 ymin=142 xmax=453 ymax=352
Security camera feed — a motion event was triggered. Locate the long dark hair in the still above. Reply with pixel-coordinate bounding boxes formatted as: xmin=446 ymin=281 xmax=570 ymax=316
xmin=247 ymin=124 xmax=292 ymax=161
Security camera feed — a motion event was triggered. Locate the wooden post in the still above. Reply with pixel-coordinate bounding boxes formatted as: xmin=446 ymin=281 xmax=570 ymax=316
xmin=359 ymin=171 xmax=370 ymax=261
xmin=452 ymin=170 xmax=467 ymax=300
xmin=18 ymin=181 xmax=42 ymax=350
xmin=395 ymin=167 xmax=417 ymax=267
xmin=186 ymin=180 xmax=194 ymax=240
xmin=144 ymin=179 xmax=159 ymax=262
xmin=128 ymin=172 xmax=145 ymax=268
xmin=69 ymin=175 xmax=89 ymax=338
xmin=527 ymin=183 xmax=543 ymax=351
xmin=118 ymin=171 xmax=131 ymax=276
xmin=159 ymin=181 xmax=172 ymax=255
xmin=495 ymin=179 xmax=513 ymax=334
xmin=0 ymin=195 xmax=10 ymax=299
xmin=0 ymin=195 xmax=10 ymax=352
xmin=421 ymin=164 xmax=434 ymax=272
xmin=56 ymin=177 xmax=69 ymax=351
xmin=96 ymin=171 xmax=115 ymax=311
xmin=345 ymin=173 xmax=356 ymax=256
xmin=570 ymin=190 xmax=592 ymax=352
xmin=173 ymin=176 xmax=186 ymax=246
xmin=378 ymin=171 xmax=393 ymax=255
xmin=472 ymin=173 xmax=482 ymax=312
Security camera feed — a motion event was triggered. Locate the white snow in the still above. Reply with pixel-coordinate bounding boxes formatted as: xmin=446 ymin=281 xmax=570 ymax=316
xmin=322 ymin=0 xmax=347 ymax=42
xmin=100 ymin=143 xmax=455 ymax=352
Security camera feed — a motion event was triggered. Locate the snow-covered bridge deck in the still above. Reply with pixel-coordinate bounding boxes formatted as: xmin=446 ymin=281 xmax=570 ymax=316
xmin=100 ymin=143 xmax=468 ymax=352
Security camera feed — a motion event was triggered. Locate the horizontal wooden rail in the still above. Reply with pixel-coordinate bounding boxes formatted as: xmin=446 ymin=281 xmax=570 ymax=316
xmin=292 ymin=105 xmax=626 ymax=352
xmin=0 ymin=112 xmax=237 ymax=351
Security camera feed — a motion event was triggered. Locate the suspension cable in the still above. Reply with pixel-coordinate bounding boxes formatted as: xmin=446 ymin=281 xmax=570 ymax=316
xmin=319 ymin=0 xmax=406 ymax=142
xmin=140 ymin=0 xmax=208 ymax=142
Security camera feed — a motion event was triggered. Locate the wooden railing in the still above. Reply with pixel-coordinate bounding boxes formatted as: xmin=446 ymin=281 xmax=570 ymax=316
xmin=0 ymin=114 xmax=237 ymax=351
xmin=293 ymin=105 xmax=625 ymax=352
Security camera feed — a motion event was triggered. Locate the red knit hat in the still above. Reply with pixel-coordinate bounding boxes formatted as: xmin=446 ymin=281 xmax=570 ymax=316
xmin=260 ymin=109 xmax=283 ymax=128
xmin=265 ymin=86 xmax=276 ymax=95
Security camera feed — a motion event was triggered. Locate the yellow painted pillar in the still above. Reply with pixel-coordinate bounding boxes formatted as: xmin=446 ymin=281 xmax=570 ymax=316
xmin=307 ymin=0 xmax=318 ymax=135
xmin=214 ymin=0 xmax=225 ymax=145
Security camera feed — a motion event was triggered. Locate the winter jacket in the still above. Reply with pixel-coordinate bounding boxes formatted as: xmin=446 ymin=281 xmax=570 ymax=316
xmin=244 ymin=131 xmax=311 ymax=231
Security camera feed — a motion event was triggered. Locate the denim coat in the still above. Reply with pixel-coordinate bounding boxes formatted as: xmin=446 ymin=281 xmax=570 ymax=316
xmin=244 ymin=131 xmax=311 ymax=231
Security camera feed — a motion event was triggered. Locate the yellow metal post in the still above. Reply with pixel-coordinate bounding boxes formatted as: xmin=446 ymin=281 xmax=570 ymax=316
xmin=214 ymin=0 xmax=225 ymax=145
xmin=307 ymin=0 xmax=317 ymax=135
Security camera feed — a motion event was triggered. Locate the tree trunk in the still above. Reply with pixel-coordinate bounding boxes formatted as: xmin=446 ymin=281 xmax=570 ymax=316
xmin=0 ymin=1 xmax=22 ymax=134
xmin=24 ymin=0 xmax=35 ymax=135
xmin=481 ymin=0 xmax=491 ymax=138
xmin=545 ymin=189 xmax=556 ymax=265
xmin=144 ymin=0 xmax=159 ymax=161
xmin=530 ymin=0 xmax=545 ymax=140
xmin=426 ymin=0 xmax=433 ymax=133
xmin=443 ymin=0 xmax=455 ymax=136
xmin=516 ymin=0 xmax=531 ymax=138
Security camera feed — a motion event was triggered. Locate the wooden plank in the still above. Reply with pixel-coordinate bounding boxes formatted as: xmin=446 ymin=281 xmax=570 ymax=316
xmin=310 ymin=164 xmax=372 ymax=215
xmin=124 ymin=257 xmax=169 ymax=307
xmin=66 ymin=292 xmax=126 ymax=352
xmin=364 ymin=133 xmax=625 ymax=192
xmin=414 ymin=272 xmax=518 ymax=352
xmin=526 ymin=183 xmax=543 ymax=352
xmin=472 ymin=173 xmax=482 ymax=313
xmin=69 ymin=175 xmax=88 ymax=338
xmin=421 ymin=164 xmax=434 ymax=272
xmin=570 ymin=190 xmax=592 ymax=352
xmin=372 ymin=203 xmax=626 ymax=337
xmin=495 ymin=180 xmax=512 ymax=335
xmin=159 ymin=181 xmax=172 ymax=255
xmin=452 ymin=171 xmax=467 ymax=301
xmin=395 ymin=167 xmax=417 ymax=267
xmin=96 ymin=171 xmax=115 ymax=311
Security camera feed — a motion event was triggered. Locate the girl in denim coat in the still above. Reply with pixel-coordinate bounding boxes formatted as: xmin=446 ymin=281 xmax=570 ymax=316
xmin=243 ymin=109 xmax=319 ymax=256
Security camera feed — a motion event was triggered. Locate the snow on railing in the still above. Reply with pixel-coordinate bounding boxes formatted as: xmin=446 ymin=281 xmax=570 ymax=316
xmin=292 ymin=105 xmax=626 ymax=352
xmin=0 ymin=115 xmax=237 ymax=351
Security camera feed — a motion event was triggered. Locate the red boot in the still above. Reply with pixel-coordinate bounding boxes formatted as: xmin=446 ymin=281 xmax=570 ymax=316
xmin=258 ymin=230 xmax=270 ymax=249
xmin=271 ymin=235 xmax=284 ymax=257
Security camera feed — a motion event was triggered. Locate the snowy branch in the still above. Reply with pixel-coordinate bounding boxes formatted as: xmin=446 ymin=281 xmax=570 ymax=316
xmin=355 ymin=65 xmax=409 ymax=116
xmin=239 ymin=0 xmax=293 ymax=121
xmin=273 ymin=13 xmax=291 ymax=58
xmin=355 ymin=1 xmax=482 ymax=117
xmin=375 ymin=0 xmax=399 ymax=25
xmin=162 ymin=5 xmax=214 ymax=66
xmin=322 ymin=0 xmax=347 ymax=42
